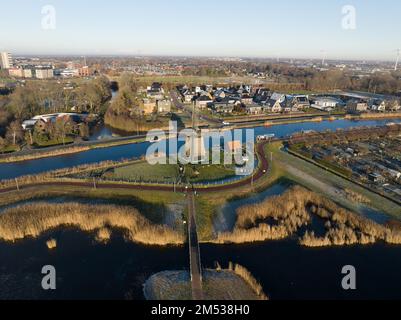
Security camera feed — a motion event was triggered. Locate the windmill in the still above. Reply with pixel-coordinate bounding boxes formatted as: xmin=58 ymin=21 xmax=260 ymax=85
xmin=395 ymin=49 xmax=400 ymax=71
xmin=321 ymin=50 xmax=327 ymax=66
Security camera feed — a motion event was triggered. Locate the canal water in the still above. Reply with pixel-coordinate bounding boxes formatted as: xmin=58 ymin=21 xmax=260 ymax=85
xmin=1 ymin=118 xmax=400 ymax=180
xmin=1 ymin=228 xmax=401 ymax=300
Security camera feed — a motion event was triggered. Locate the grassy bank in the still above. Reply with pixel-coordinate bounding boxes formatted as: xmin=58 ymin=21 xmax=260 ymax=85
xmin=0 ymin=136 xmax=146 ymax=164
xmin=0 ymin=202 xmax=184 ymax=245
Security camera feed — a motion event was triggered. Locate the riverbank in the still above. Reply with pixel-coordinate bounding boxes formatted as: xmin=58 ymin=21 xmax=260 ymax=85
xmin=0 ymin=135 xmax=146 ymax=164
xmin=229 ymin=112 xmax=401 ymax=130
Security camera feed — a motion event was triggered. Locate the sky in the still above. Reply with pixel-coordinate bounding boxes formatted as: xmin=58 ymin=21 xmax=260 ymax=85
xmin=0 ymin=0 xmax=400 ymax=61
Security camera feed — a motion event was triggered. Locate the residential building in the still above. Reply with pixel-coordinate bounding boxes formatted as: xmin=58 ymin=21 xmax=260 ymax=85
xmin=157 ymin=99 xmax=172 ymax=114
xmin=142 ymin=99 xmax=157 ymax=115
xmin=195 ymin=95 xmax=213 ymax=109
xmin=241 ymin=95 xmax=253 ymax=105
xmin=78 ymin=66 xmax=91 ymax=77
xmin=0 ymin=52 xmax=12 ymax=69
xmin=347 ymin=101 xmax=368 ymax=113
xmin=35 ymin=67 xmax=54 ymax=79
xmin=291 ymin=95 xmax=310 ymax=110
xmin=8 ymin=67 xmax=23 ymax=78
xmin=212 ymin=98 xmax=237 ymax=114
xmin=311 ymin=97 xmax=343 ymax=111
xmin=246 ymin=104 xmax=265 ymax=115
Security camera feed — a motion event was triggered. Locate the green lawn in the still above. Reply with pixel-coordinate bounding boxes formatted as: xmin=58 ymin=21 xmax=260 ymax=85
xmin=0 ymin=144 xmax=21 ymax=154
xmin=102 ymin=161 xmax=237 ymax=184
xmin=107 ymin=162 xmax=180 ymax=183
xmin=186 ymin=164 xmax=236 ymax=183
xmin=34 ymin=137 xmax=74 ymax=148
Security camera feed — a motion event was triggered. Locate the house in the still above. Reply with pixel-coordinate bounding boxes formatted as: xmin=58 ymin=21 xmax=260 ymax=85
xmin=347 ymin=100 xmax=368 ymax=113
xmin=387 ymin=100 xmax=401 ymax=111
xmin=195 ymin=95 xmax=213 ymax=109
xmin=147 ymin=82 xmax=164 ymax=100
xmin=311 ymin=97 xmax=343 ymax=111
xmin=291 ymin=95 xmax=310 ymax=110
xmin=157 ymin=99 xmax=172 ymax=114
xmin=263 ymin=93 xmax=286 ymax=113
xmin=182 ymin=90 xmax=195 ymax=103
xmin=369 ymin=173 xmax=386 ymax=184
xmin=241 ymin=95 xmax=253 ymax=105
xmin=212 ymin=97 xmax=239 ymax=114
xmin=246 ymin=104 xmax=265 ymax=115
xmin=214 ymin=89 xmax=226 ymax=100
xmin=369 ymin=99 xmax=387 ymax=112
xmin=142 ymin=99 xmax=157 ymax=115
xmin=265 ymin=99 xmax=284 ymax=113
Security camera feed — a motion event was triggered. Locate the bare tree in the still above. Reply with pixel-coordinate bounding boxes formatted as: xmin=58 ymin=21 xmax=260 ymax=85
xmin=6 ymin=121 xmax=24 ymax=145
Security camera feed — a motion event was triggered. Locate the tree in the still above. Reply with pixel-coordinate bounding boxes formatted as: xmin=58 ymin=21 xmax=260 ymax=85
xmin=54 ymin=117 xmax=74 ymax=145
xmin=0 ymin=136 xmax=5 ymax=152
xmin=6 ymin=120 xmax=24 ymax=145
xmin=79 ymin=123 xmax=90 ymax=139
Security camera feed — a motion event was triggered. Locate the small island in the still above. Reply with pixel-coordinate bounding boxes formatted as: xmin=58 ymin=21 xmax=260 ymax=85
xmin=144 ymin=263 xmax=268 ymax=301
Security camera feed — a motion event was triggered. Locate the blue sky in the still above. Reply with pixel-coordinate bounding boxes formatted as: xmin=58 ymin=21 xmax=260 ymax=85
xmin=0 ymin=0 xmax=400 ymax=60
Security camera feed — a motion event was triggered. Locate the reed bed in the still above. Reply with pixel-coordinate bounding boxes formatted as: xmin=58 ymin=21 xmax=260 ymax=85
xmin=228 ymin=262 xmax=268 ymax=300
xmin=0 ymin=202 xmax=184 ymax=246
xmin=46 ymin=238 xmax=57 ymax=249
xmin=214 ymin=186 xmax=401 ymax=247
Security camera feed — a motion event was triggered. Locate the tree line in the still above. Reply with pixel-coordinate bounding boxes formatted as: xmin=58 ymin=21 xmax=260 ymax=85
xmin=0 ymin=76 xmax=111 ymax=151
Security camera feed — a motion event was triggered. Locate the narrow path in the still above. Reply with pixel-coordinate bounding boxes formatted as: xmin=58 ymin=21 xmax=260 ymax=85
xmin=187 ymin=191 xmax=204 ymax=300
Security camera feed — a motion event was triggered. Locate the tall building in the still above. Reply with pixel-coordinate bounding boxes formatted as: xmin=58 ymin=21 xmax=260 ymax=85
xmin=35 ymin=67 xmax=54 ymax=79
xmin=0 ymin=52 xmax=13 ymax=69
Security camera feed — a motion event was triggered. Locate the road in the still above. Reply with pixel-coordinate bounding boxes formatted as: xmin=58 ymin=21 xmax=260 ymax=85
xmin=0 ymin=140 xmax=270 ymax=194
xmin=170 ymin=91 xmax=223 ymax=128
xmin=187 ymin=191 xmax=204 ymax=300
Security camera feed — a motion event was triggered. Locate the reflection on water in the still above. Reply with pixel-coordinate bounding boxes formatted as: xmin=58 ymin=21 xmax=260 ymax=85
xmin=1 ymin=228 xmax=401 ymax=300
xmin=202 ymin=241 xmax=401 ymax=300
xmin=0 ymin=229 xmax=187 ymax=300
xmin=0 ymin=118 xmax=399 ymax=180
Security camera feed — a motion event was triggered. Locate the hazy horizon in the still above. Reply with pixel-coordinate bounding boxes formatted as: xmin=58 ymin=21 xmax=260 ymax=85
xmin=1 ymin=0 xmax=400 ymax=62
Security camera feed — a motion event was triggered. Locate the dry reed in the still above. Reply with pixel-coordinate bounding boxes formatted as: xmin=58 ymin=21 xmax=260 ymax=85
xmin=227 ymin=262 xmax=268 ymax=300
xmin=0 ymin=202 xmax=184 ymax=246
xmin=46 ymin=238 xmax=57 ymax=249
xmin=215 ymin=186 xmax=401 ymax=247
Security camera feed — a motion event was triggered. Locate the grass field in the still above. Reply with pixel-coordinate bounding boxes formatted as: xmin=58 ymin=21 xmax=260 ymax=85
xmin=102 ymin=161 xmax=237 ymax=184
xmin=109 ymin=162 xmax=179 ymax=182
xmin=0 ymin=144 xmax=20 ymax=154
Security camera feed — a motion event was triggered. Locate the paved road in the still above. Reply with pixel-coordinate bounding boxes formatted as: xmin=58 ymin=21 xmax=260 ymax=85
xmin=187 ymin=191 xmax=204 ymax=300
xmin=0 ymin=140 xmax=270 ymax=194
xmin=170 ymin=91 xmax=223 ymax=128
